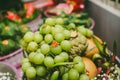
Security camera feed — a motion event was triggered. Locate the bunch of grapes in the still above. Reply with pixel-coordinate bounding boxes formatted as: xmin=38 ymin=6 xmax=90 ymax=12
xmin=21 ymin=17 xmax=90 ymax=80
xmin=77 ymin=26 xmax=93 ymax=37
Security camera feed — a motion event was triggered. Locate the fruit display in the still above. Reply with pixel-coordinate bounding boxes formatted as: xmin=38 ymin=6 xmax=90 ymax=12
xmin=0 ymin=1 xmax=119 ymax=80
xmin=0 ymin=21 xmax=29 ymax=56
xmin=21 ymin=17 xmax=120 ymax=80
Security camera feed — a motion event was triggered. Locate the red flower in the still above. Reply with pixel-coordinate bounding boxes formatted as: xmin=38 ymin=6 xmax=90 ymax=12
xmin=7 ymin=11 xmax=21 ymax=22
xmin=66 ymin=0 xmax=84 ymax=11
xmin=24 ymin=3 xmax=35 ymax=18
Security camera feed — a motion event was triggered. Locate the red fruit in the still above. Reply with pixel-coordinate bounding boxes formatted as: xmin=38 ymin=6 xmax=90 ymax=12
xmin=97 ymin=67 xmax=102 ymax=74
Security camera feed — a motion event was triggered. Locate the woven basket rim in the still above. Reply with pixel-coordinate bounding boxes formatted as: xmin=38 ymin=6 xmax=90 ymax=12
xmin=89 ymin=18 xmax=95 ymax=30
xmin=0 ymin=62 xmax=20 ymax=80
xmin=0 ymin=48 xmax=23 ymax=61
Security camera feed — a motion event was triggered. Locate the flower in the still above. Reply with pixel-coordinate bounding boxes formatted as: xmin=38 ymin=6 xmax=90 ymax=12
xmin=24 ymin=3 xmax=35 ymax=18
xmin=7 ymin=11 xmax=21 ymax=22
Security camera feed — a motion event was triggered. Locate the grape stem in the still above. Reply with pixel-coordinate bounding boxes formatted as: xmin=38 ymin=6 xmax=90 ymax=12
xmin=52 ymin=62 xmax=77 ymax=67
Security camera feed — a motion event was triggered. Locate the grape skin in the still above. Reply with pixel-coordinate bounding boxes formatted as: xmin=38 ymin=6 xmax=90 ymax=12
xmin=40 ymin=44 xmax=50 ymax=54
xmin=33 ymin=53 xmax=44 ymax=64
xmin=50 ymin=45 xmax=62 ymax=55
xmin=44 ymin=34 xmax=53 ymax=44
xmin=60 ymin=40 xmax=72 ymax=51
xmin=44 ymin=56 xmax=54 ymax=68
xmin=54 ymin=55 xmax=64 ymax=63
xmin=26 ymin=67 xmax=36 ymax=78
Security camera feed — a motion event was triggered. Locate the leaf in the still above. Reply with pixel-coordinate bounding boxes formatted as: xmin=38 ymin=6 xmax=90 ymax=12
xmin=93 ymin=36 xmax=110 ymax=57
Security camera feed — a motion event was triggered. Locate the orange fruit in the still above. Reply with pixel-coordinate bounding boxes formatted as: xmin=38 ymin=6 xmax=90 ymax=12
xmin=82 ymin=57 xmax=97 ymax=79
xmin=85 ymin=35 xmax=102 ymax=58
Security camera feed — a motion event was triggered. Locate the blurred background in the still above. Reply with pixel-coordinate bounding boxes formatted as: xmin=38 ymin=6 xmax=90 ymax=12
xmin=87 ymin=0 xmax=120 ymax=57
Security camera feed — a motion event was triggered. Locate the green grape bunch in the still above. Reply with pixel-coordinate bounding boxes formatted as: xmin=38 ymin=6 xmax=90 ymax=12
xmin=21 ymin=17 xmax=92 ymax=80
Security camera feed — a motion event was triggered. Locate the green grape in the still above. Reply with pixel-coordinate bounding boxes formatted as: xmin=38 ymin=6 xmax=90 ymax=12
xmin=33 ymin=53 xmax=44 ymax=64
xmin=44 ymin=34 xmax=53 ymax=44
xmin=45 ymin=18 xmax=55 ymax=26
xmin=50 ymin=71 xmax=59 ymax=80
xmin=36 ymin=66 xmax=47 ymax=77
xmin=51 ymin=26 xmax=63 ymax=36
xmin=23 ymin=31 xmax=34 ymax=43
xmin=21 ymin=39 xmax=28 ymax=49
xmin=26 ymin=67 xmax=36 ymax=78
xmin=73 ymin=56 xmax=83 ymax=63
xmin=62 ymin=73 xmax=68 ymax=80
xmin=27 ymin=42 xmax=38 ymax=52
xmin=28 ymin=52 xmax=36 ymax=62
xmin=86 ymin=29 xmax=93 ymax=37
xmin=79 ymin=74 xmax=90 ymax=80
xmin=60 ymin=40 xmax=72 ymax=51
xmin=73 ymin=62 xmax=85 ymax=73
xmin=59 ymin=66 xmax=65 ymax=75
xmin=54 ymin=33 xmax=65 ymax=42
xmin=44 ymin=56 xmax=54 ymax=68
xmin=63 ymin=30 xmax=71 ymax=39
xmin=22 ymin=62 xmax=31 ymax=72
xmin=40 ymin=44 xmax=50 ymax=54
xmin=39 ymin=25 xmax=51 ymax=34
xmin=55 ymin=18 xmax=64 ymax=25
xmin=34 ymin=32 xmax=43 ymax=43
xmin=51 ymin=45 xmax=62 ymax=55
xmin=77 ymin=26 xmax=87 ymax=36
xmin=59 ymin=67 xmax=69 ymax=75
xmin=21 ymin=58 xmax=29 ymax=64
xmin=55 ymin=25 xmax=64 ymax=32
xmin=40 ymin=41 xmax=46 ymax=46
xmin=54 ymin=55 xmax=64 ymax=63
xmin=51 ymin=27 xmax=57 ymax=36
xmin=60 ymin=52 xmax=69 ymax=61
xmin=67 ymin=23 xmax=76 ymax=30
xmin=68 ymin=69 xmax=79 ymax=80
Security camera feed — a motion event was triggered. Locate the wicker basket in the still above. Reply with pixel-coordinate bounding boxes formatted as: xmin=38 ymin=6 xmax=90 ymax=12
xmin=0 ymin=48 xmax=23 ymax=68
xmin=89 ymin=18 xmax=95 ymax=30
xmin=0 ymin=62 xmax=20 ymax=80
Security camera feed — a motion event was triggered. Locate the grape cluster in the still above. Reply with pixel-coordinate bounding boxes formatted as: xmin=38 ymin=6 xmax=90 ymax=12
xmin=21 ymin=17 xmax=90 ymax=80
xmin=77 ymin=26 xmax=93 ymax=37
